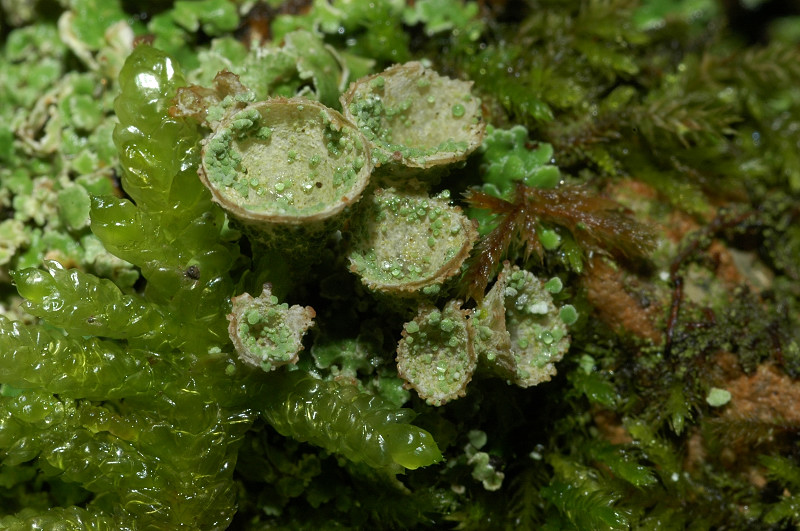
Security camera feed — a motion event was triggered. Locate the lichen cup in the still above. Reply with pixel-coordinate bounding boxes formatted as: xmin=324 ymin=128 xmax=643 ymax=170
xmin=341 ymin=61 xmax=485 ymax=179
xmin=396 ymin=300 xmax=476 ymax=406
xmin=347 ymin=187 xmax=478 ymax=298
xmin=470 ymin=263 xmax=572 ymax=387
xmin=228 ymin=284 xmax=316 ymax=372
xmin=198 ymin=97 xmax=372 ymax=254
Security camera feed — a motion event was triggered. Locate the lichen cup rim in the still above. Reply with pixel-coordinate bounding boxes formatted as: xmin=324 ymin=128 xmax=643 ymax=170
xmin=198 ymin=96 xmax=373 ymax=226
xmin=348 ymin=187 xmax=478 ymax=295
xmin=340 ymin=61 xmax=486 ymax=171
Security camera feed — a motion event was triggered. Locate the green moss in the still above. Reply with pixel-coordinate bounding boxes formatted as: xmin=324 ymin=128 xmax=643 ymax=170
xmin=2 ymin=1 xmax=800 ymax=529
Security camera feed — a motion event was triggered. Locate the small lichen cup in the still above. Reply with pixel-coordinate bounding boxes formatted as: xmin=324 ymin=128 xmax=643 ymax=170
xmin=470 ymin=263 xmax=572 ymax=387
xmin=396 ymin=300 xmax=476 ymax=406
xmin=347 ymin=187 xmax=478 ymax=298
xmin=341 ymin=61 xmax=485 ymax=179
xmin=198 ymin=97 xmax=372 ymax=254
xmin=228 ymin=284 xmax=316 ymax=372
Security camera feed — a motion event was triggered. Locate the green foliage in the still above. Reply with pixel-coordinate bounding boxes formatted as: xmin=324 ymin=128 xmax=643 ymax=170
xmin=2 ymin=1 xmax=800 ymax=528
xmin=402 ymin=0 xmax=483 ymax=38
xmin=586 ymin=441 xmax=657 ymax=488
xmin=12 ymin=260 xmax=168 ymax=346
xmin=504 ymin=467 xmax=548 ymax=529
xmin=0 ymin=44 xmax=264 ymax=528
xmin=260 ymin=370 xmax=442 ymax=472
xmin=479 ymin=125 xmax=561 ymax=196
xmin=568 ymin=354 xmax=618 ymax=408
xmin=172 ymin=0 xmax=239 ymax=36
xmin=62 ymin=0 xmax=128 ymax=50
xmin=542 ymin=454 xmax=631 ymax=530
xmin=0 ymin=315 xmax=174 ymax=399
xmin=271 ymin=0 xmax=411 ymax=66
xmin=95 ymin=45 xmax=238 ymax=348
xmin=759 ymin=455 xmax=800 ymax=525
xmin=0 ymin=8 xmax=137 ymax=292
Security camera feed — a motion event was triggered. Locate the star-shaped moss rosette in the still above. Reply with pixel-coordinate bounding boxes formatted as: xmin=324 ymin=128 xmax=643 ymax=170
xmin=341 ymin=61 xmax=485 ymax=176
xmin=228 ymin=284 xmax=315 ymax=372
xmin=347 ymin=187 xmax=478 ymax=296
xmin=470 ymin=262 xmax=575 ymax=387
xmin=396 ymin=300 xmax=476 ymax=406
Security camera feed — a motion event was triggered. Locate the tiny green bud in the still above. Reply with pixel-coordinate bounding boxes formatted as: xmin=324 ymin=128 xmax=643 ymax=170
xmin=706 ymin=387 xmax=732 ymax=407
xmin=559 ymin=305 xmax=579 ymax=325
xmin=544 ymin=277 xmax=563 ymax=293
xmin=539 ymin=228 xmax=561 ymax=250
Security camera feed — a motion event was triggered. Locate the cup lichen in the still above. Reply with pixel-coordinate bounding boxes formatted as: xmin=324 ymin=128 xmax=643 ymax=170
xmin=471 ymin=262 xmax=573 ymax=387
xmin=199 ymin=97 xmax=373 ymax=251
xmin=228 ymin=284 xmax=316 ymax=371
xmin=341 ymin=61 xmax=485 ymax=174
xmin=347 ymin=187 xmax=478 ymax=295
xmin=396 ymin=299 xmax=476 ymax=406
xmin=3 ymin=1 xmax=800 ymax=529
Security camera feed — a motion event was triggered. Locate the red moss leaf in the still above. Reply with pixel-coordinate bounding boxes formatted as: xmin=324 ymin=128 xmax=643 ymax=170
xmin=463 ymin=183 xmax=655 ymax=301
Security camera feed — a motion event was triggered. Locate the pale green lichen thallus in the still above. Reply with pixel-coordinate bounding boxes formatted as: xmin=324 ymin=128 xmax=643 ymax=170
xmin=227 ymin=284 xmax=315 ymax=372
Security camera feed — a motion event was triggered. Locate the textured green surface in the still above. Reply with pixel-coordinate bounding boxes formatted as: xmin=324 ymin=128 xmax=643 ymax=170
xmin=348 ymin=188 xmax=476 ymax=293
xmin=396 ymin=300 xmax=475 ymax=405
xmin=2 ymin=0 xmax=800 ymax=528
xmin=260 ymin=370 xmax=442 ymax=471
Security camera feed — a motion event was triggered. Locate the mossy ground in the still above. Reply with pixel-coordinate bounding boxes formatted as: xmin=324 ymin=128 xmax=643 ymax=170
xmin=1 ymin=1 xmax=800 ymax=529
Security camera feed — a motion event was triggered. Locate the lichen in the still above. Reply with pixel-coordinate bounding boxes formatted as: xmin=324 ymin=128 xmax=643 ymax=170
xmin=348 ymin=188 xmax=477 ymax=295
xmin=199 ymin=97 xmax=372 ymax=223
xmin=471 ymin=263 xmax=573 ymax=387
xmin=396 ymin=300 xmax=476 ymax=405
xmin=2 ymin=1 xmax=800 ymax=529
xmin=342 ymin=61 xmax=485 ymax=172
xmin=228 ymin=284 xmax=315 ymax=371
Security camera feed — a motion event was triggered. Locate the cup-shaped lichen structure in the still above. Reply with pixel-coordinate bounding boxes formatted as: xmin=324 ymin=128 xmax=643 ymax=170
xmin=199 ymin=97 xmax=372 ymax=251
xmin=347 ymin=188 xmax=478 ymax=296
xmin=396 ymin=300 xmax=476 ymax=406
xmin=341 ymin=61 xmax=485 ymax=174
xmin=470 ymin=263 xmax=572 ymax=387
xmin=228 ymin=284 xmax=316 ymax=372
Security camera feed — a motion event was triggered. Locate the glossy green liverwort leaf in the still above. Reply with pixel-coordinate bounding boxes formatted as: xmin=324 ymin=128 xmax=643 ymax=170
xmin=0 ymin=316 xmax=173 ymax=400
xmin=259 ymin=370 xmax=442 ymax=472
xmin=94 ymin=45 xmax=238 ymax=346
xmin=112 ymin=45 xmax=206 ymax=213
xmin=11 ymin=260 xmax=176 ymax=349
